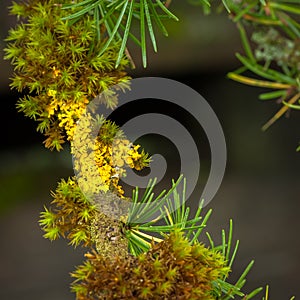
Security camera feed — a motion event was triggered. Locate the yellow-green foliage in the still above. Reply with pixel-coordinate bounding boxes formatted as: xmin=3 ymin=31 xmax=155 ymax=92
xmin=71 ymin=230 xmax=230 ymax=300
xmin=5 ymin=0 xmax=130 ymax=150
xmin=39 ymin=177 xmax=96 ymax=247
xmin=40 ymin=176 xmax=128 ymax=254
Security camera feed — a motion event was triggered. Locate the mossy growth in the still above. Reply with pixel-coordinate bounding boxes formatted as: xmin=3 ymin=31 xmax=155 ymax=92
xmin=40 ymin=175 xmax=266 ymax=299
xmin=71 ymin=230 xmax=230 ymax=300
xmin=5 ymin=0 xmax=130 ymax=150
xmin=6 ymin=0 xmax=290 ymax=299
xmin=40 ymin=176 xmax=128 ymax=256
xmin=39 ymin=177 xmax=96 ymax=247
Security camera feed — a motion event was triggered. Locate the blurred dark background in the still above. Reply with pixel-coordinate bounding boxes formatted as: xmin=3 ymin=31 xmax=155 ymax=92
xmin=0 ymin=1 xmax=299 ymax=299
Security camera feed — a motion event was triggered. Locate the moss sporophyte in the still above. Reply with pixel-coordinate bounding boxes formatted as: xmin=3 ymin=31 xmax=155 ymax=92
xmin=5 ymin=0 xmax=298 ymax=299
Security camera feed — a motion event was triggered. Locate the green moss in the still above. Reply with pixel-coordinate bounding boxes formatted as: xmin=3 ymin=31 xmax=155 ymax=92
xmin=5 ymin=0 xmax=130 ymax=150
xmin=71 ymin=230 xmax=230 ymax=300
xmin=39 ymin=177 xmax=96 ymax=247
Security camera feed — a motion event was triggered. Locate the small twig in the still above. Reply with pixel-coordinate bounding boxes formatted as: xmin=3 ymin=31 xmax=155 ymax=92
xmin=262 ymin=92 xmax=300 ymax=131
